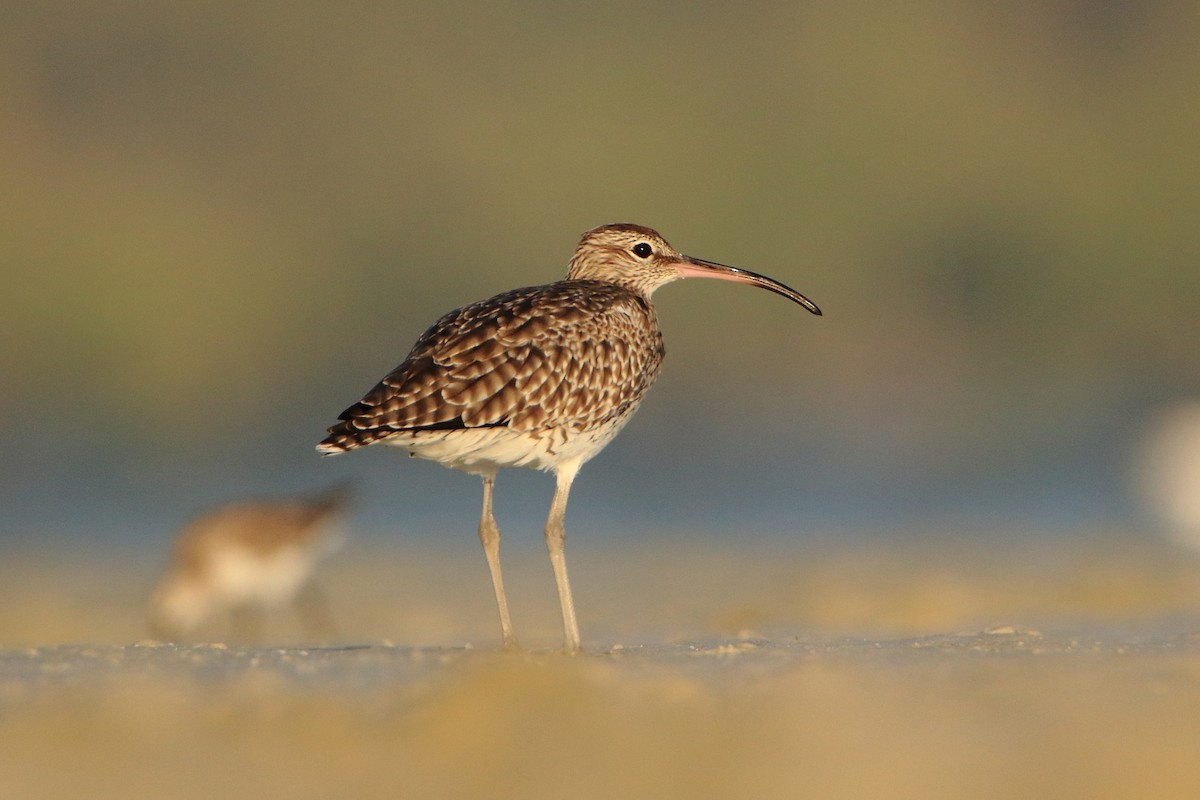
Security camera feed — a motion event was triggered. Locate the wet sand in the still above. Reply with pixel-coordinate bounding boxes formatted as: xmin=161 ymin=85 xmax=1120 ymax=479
xmin=3 ymin=531 xmax=1200 ymax=799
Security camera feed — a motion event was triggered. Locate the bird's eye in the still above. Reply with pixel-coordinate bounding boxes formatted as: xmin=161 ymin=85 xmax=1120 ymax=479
xmin=632 ymin=242 xmax=653 ymax=258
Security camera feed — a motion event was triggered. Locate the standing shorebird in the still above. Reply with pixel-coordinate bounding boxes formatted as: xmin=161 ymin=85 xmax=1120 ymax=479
xmin=150 ymin=486 xmax=351 ymax=642
xmin=318 ymin=224 xmax=820 ymax=652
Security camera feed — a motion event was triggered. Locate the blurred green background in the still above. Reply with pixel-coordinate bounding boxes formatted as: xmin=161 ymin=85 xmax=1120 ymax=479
xmin=3 ymin=1 xmax=1199 ymax=545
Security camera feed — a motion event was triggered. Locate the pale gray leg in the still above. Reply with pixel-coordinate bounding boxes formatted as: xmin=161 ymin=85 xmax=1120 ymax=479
xmin=480 ymin=472 xmax=518 ymax=649
xmin=545 ymin=464 xmax=581 ymax=653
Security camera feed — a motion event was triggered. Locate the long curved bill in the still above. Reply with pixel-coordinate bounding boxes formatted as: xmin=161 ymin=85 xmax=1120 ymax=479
xmin=677 ymin=256 xmax=822 ymax=316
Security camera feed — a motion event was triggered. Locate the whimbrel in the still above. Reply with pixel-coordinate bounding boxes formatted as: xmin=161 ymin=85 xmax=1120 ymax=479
xmin=318 ymin=224 xmax=820 ymax=652
xmin=150 ymin=486 xmax=351 ymax=641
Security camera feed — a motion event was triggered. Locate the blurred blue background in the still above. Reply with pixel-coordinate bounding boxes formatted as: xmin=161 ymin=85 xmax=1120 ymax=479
xmin=3 ymin=1 xmax=1199 ymax=548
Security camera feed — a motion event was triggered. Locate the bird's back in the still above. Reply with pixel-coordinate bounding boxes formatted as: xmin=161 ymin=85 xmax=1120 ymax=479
xmin=318 ymin=280 xmax=665 ymax=464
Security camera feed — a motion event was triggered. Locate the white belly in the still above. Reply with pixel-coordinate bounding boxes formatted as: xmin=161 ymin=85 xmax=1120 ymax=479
xmin=207 ymin=544 xmax=318 ymax=607
xmin=381 ymin=417 xmax=634 ymax=475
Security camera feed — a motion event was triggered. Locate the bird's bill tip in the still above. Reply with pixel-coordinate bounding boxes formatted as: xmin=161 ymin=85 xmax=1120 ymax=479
xmin=677 ymin=256 xmax=822 ymax=315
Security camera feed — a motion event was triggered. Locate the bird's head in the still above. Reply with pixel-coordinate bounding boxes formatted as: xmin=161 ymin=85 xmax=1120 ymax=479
xmin=566 ymin=223 xmax=821 ymax=314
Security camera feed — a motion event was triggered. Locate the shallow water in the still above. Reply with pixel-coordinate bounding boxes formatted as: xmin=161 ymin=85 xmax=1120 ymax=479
xmin=3 ymin=531 xmax=1200 ymax=799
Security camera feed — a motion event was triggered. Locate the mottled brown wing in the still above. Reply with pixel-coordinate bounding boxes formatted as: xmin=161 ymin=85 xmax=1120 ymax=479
xmin=318 ymin=281 xmax=664 ymax=452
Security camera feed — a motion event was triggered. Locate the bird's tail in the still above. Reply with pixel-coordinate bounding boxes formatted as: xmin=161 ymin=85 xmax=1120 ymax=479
xmin=317 ymin=421 xmax=397 ymax=454
xmin=299 ymin=482 xmax=356 ymax=527
xmin=316 ymin=431 xmax=353 ymax=455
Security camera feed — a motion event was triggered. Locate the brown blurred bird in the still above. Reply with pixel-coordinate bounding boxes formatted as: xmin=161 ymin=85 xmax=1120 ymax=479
xmin=149 ymin=486 xmax=351 ymax=642
xmin=318 ymin=224 xmax=820 ymax=652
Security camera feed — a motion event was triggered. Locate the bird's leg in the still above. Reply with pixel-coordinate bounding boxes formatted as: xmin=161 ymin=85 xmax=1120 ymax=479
xmin=545 ymin=465 xmax=581 ymax=654
xmin=229 ymin=604 xmax=264 ymax=645
xmin=294 ymin=581 xmax=338 ymax=642
xmin=479 ymin=473 xmax=518 ymax=650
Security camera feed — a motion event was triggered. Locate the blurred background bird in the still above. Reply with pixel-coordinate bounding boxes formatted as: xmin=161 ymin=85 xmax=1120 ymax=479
xmin=149 ymin=485 xmax=352 ymax=642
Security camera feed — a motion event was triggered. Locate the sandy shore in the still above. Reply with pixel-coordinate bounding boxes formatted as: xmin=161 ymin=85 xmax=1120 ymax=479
xmin=3 ymin=531 xmax=1200 ymax=799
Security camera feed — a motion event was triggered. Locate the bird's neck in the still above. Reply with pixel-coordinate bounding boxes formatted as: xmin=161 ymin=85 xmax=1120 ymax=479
xmin=564 ymin=270 xmax=663 ymax=304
